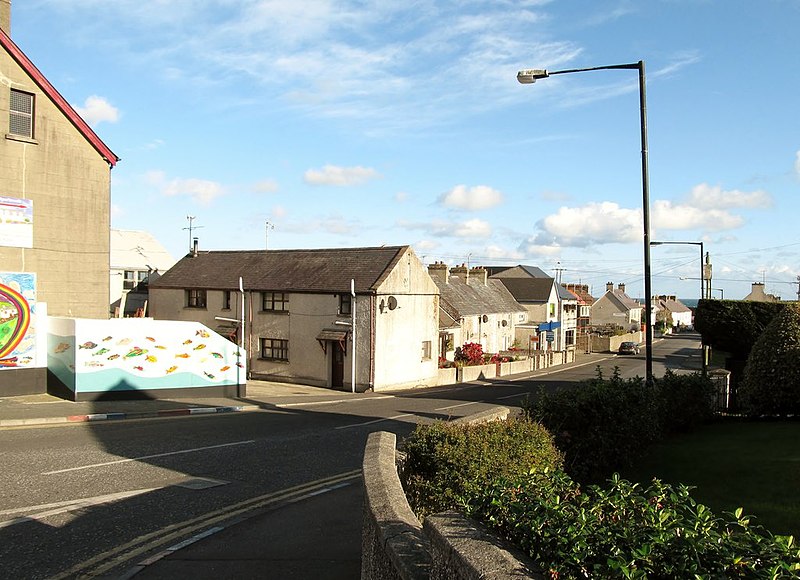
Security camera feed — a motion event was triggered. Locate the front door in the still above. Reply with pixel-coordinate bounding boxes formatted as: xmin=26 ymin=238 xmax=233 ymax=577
xmin=331 ymin=344 xmax=344 ymax=388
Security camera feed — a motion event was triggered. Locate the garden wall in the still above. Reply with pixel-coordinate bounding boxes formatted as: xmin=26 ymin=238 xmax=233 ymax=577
xmin=361 ymin=408 xmax=544 ymax=579
xmin=592 ymin=331 xmax=642 ymax=354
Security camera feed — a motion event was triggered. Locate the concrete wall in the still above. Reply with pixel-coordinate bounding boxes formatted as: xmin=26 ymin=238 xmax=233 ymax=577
xmin=591 ymin=331 xmax=642 ymax=354
xmin=0 ymin=45 xmax=112 ymax=320
xmin=361 ymin=408 xmax=545 ymax=579
xmin=372 ymin=248 xmax=440 ymax=390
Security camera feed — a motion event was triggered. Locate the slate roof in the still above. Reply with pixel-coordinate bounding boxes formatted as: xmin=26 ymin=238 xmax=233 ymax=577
xmin=1 ymin=28 xmax=119 ymax=166
xmin=485 ymin=265 xmax=550 ymax=279
xmin=151 ymin=246 xmax=411 ymax=293
xmin=490 ymin=277 xmax=555 ymax=303
xmin=656 ymin=297 xmax=691 ymax=314
xmin=606 ymin=289 xmax=642 ymax=312
xmin=432 ymin=275 xmax=525 ymax=318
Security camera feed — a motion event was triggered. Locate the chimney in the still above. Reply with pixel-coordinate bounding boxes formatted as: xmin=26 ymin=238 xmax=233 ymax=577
xmin=606 ymin=282 xmax=614 ymax=292
xmin=191 ymin=237 xmax=199 ymax=257
xmin=427 ymin=261 xmax=449 ymax=285
xmin=468 ymin=266 xmax=487 ymax=286
xmin=618 ymin=283 xmax=626 ymax=294
xmin=0 ymin=0 xmax=10 ymax=35
xmin=450 ymin=263 xmax=469 ymax=283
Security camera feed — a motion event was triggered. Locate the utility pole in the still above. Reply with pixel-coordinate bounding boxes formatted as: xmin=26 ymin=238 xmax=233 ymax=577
xmin=183 ymin=215 xmax=204 ymax=252
xmin=553 ymin=262 xmax=566 ymax=285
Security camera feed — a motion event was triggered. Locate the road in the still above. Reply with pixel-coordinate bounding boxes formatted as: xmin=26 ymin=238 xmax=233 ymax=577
xmin=0 ymin=334 xmax=700 ymax=579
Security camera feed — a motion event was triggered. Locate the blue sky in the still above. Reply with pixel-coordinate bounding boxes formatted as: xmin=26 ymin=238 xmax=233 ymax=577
xmin=12 ymin=0 xmax=800 ymax=300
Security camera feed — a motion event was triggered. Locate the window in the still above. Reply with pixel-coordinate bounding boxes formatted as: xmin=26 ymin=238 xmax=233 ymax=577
xmin=262 ymin=291 xmax=289 ymax=312
xmin=123 ymin=270 xmax=149 ymax=290
xmin=421 ymin=340 xmax=432 ymax=361
xmin=186 ymin=289 xmax=207 ymax=308
xmin=339 ymin=293 xmax=352 ymax=316
xmin=123 ymin=270 xmax=137 ymax=290
xmin=223 ymin=290 xmax=232 ymax=310
xmin=10 ymin=89 xmax=34 ymax=138
xmin=260 ymin=338 xmax=288 ymax=361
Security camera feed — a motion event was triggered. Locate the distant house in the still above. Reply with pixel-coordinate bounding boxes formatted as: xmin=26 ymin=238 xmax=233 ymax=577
xmin=149 ymin=244 xmax=440 ymax=392
xmin=652 ymin=295 xmax=693 ymax=331
xmin=1 ymin=7 xmax=118 ymax=395
xmin=563 ymin=283 xmax=595 ymax=335
xmin=487 ymin=265 xmax=576 ymax=351
xmin=110 ymin=230 xmax=176 ymax=317
xmin=591 ymin=282 xmax=642 ymax=332
xmin=743 ymin=282 xmax=781 ymax=303
xmin=427 ymin=263 xmax=527 ymax=360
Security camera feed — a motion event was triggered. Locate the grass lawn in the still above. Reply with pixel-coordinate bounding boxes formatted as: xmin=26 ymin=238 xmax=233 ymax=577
xmin=622 ymin=419 xmax=800 ymax=538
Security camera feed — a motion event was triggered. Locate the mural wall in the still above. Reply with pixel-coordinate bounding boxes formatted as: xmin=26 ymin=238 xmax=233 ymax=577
xmin=0 ymin=272 xmax=37 ymax=369
xmin=48 ymin=317 xmax=246 ymax=398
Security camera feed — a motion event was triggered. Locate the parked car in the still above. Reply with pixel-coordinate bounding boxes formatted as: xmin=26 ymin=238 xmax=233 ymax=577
xmin=618 ymin=341 xmax=640 ymax=355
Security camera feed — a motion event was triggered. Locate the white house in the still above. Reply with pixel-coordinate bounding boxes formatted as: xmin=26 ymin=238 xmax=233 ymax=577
xmin=591 ymin=282 xmax=643 ymax=332
xmin=427 ymin=263 xmax=527 ymax=361
xmin=110 ymin=229 xmax=176 ymax=317
xmin=149 ymin=244 xmax=440 ymax=392
xmin=486 ymin=265 xmax=576 ymax=351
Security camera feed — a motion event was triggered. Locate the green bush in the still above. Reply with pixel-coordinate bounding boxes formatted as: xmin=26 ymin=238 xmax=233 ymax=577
xmin=522 ymin=368 xmax=660 ymax=483
xmin=695 ymin=299 xmax=784 ymax=360
xmin=739 ymin=303 xmax=800 ymax=417
xmin=400 ymin=417 xmax=562 ymax=517
xmin=522 ymin=368 xmax=715 ymax=483
xmin=467 ymin=471 xmax=800 ymax=578
xmin=656 ymin=370 xmax=716 ymax=433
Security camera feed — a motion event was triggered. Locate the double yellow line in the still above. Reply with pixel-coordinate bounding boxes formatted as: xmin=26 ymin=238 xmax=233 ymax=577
xmin=50 ymin=469 xmax=362 ymax=579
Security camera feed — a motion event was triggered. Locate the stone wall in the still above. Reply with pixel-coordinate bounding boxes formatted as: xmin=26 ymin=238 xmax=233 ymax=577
xmin=361 ymin=408 xmax=544 ymax=579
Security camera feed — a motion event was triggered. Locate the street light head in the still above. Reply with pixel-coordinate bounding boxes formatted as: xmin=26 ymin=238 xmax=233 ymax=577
xmin=517 ymin=69 xmax=549 ymax=84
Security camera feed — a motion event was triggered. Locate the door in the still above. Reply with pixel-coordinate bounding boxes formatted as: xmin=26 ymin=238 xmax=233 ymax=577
xmin=331 ymin=344 xmax=344 ymax=388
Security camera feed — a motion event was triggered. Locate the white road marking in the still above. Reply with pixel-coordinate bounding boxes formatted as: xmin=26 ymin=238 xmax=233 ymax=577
xmin=335 ymin=413 xmax=414 ymax=429
xmin=0 ymin=488 xmax=158 ymax=529
xmin=41 ymin=440 xmax=256 ymax=475
xmin=277 ymin=395 xmax=394 ymax=408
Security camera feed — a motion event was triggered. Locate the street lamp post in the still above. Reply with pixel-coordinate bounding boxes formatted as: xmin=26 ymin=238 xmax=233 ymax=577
xmin=517 ymin=61 xmax=654 ymax=385
xmin=650 ymin=241 xmax=705 ymax=300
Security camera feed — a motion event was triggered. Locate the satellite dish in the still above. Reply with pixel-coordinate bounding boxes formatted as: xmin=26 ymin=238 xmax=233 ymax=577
xmin=387 ymin=296 xmax=398 ymax=310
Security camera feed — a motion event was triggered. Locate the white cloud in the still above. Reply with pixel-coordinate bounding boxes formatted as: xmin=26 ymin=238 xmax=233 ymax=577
xmin=74 ymin=95 xmax=119 ymax=125
xmin=148 ymin=171 xmax=226 ymax=206
xmin=304 ymin=164 xmax=381 ymax=186
xmin=652 ymin=200 xmax=743 ymax=231
xmin=795 ymin=151 xmax=800 ymax=177
xmin=395 ymin=191 xmax=409 ymax=202
xmin=253 ymin=179 xmax=279 ymax=194
xmin=271 ymin=205 xmax=287 ymax=218
xmin=163 ymin=178 xmax=225 ymax=206
xmin=401 ymin=218 xmax=492 ymax=239
xmin=439 ymin=185 xmax=503 ymax=211
xmin=537 ymin=202 xmax=642 ymax=246
xmin=686 ymin=183 xmax=772 ymax=209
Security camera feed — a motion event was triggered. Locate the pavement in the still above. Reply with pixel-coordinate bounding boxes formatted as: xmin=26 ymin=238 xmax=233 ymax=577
xmin=0 ymin=379 xmax=368 ymax=428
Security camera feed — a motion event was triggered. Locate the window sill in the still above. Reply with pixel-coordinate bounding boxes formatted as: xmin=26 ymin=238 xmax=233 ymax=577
xmin=258 ymin=358 xmax=289 ymax=364
xmin=5 ymin=133 xmax=38 ymax=145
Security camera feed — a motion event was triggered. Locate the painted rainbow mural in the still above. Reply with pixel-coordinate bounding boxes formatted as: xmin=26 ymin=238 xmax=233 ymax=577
xmin=0 ymin=281 xmax=31 ymax=362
